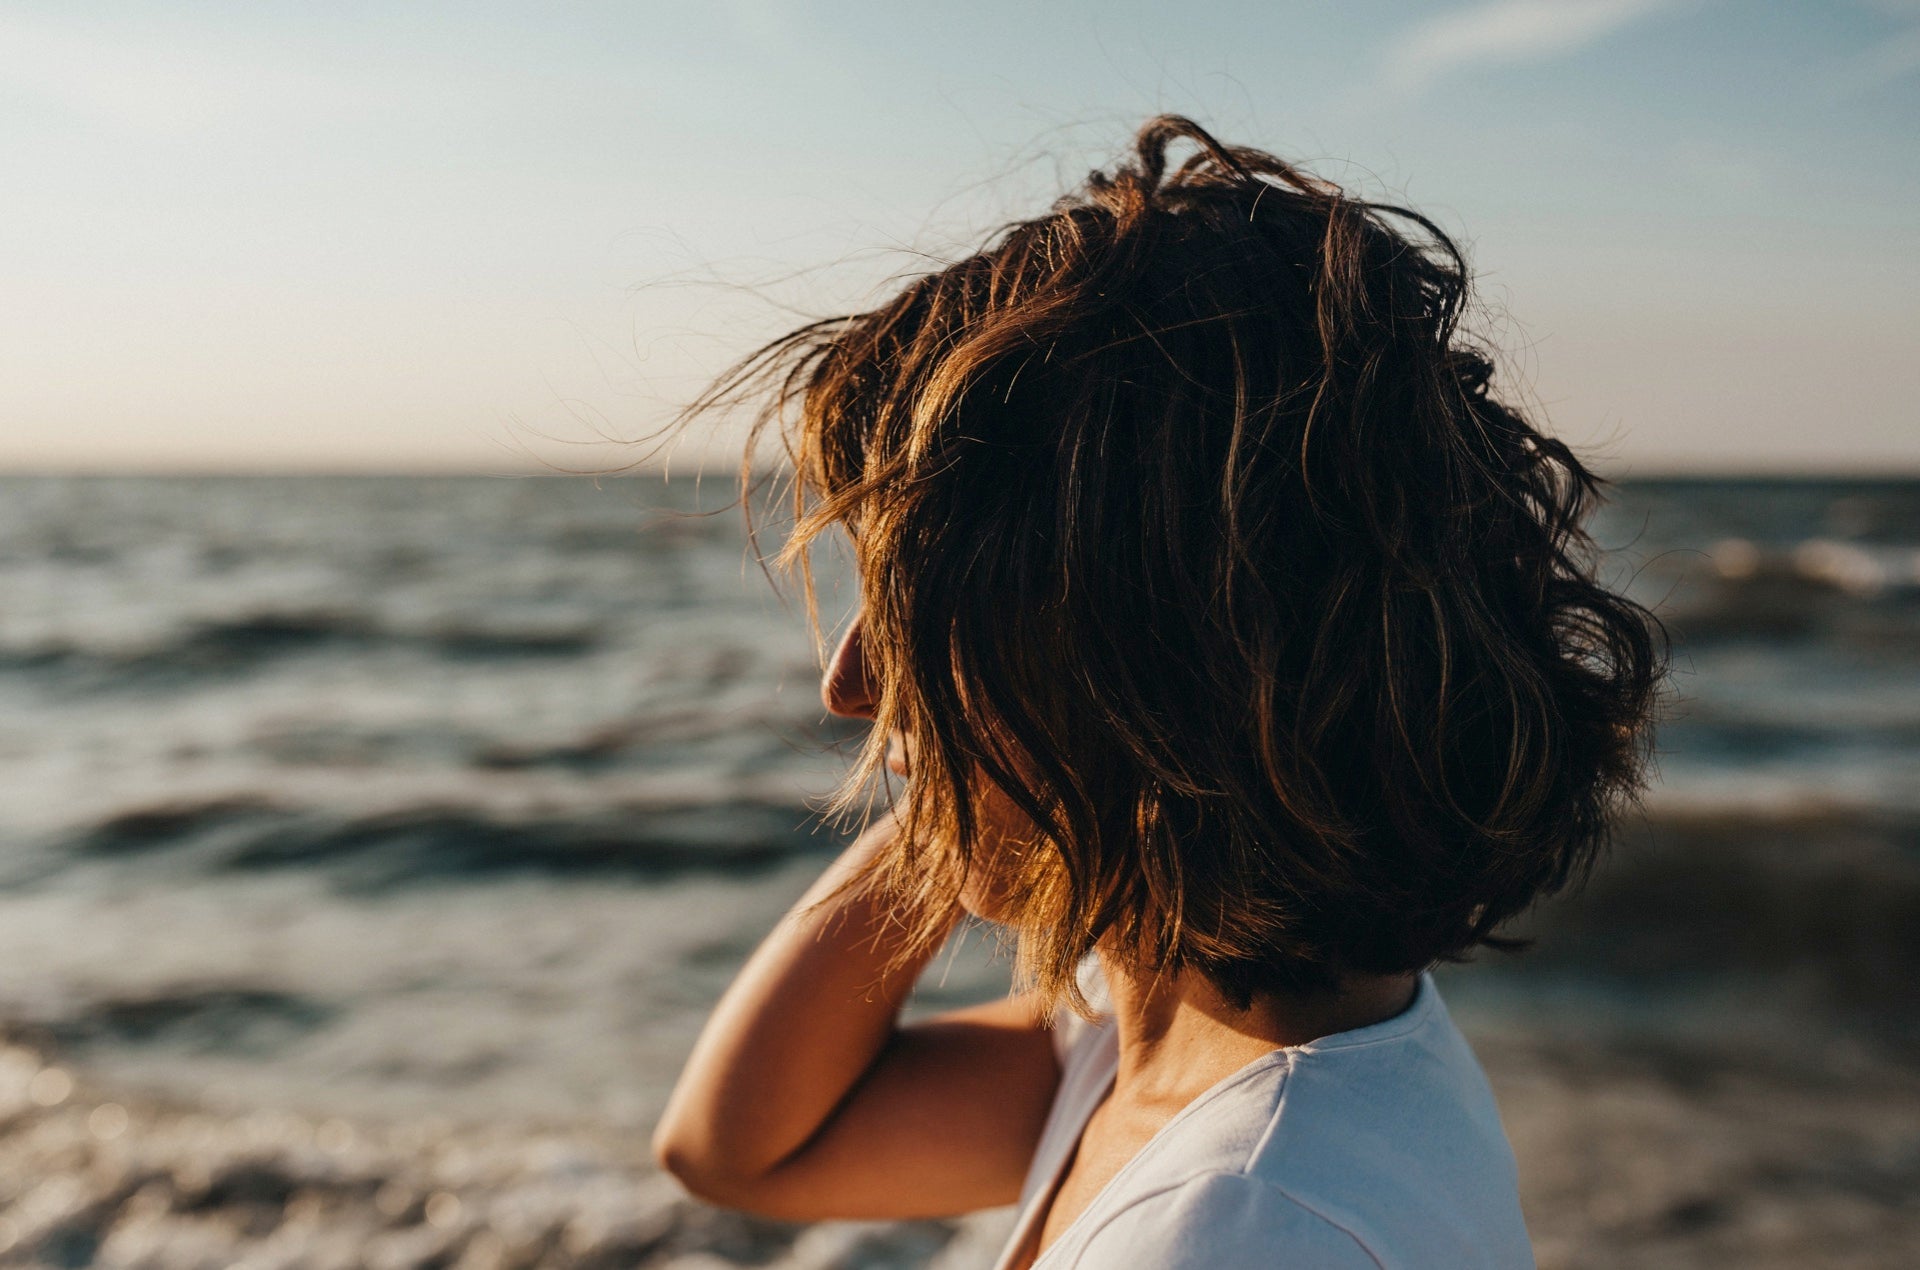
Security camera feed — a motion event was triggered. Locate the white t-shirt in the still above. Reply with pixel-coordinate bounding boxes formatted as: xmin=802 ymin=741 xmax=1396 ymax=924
xmin=989 ymin=965 xmax=1534 ymax=1269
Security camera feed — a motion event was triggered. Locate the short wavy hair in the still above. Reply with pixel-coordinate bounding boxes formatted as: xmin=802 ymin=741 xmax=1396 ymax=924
xmin=692 ymin=116 xmax=1664 ymax=1012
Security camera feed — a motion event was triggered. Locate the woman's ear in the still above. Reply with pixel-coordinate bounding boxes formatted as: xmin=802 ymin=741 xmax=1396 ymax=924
xmin=822 ymin=615 xmax=878 ymax=720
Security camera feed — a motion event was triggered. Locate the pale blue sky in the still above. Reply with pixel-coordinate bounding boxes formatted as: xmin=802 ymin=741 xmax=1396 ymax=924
xmin=4 ymin=1 xmax=1915 ymax=473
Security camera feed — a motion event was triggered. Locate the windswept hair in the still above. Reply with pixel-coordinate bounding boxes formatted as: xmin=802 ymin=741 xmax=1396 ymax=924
xmin=687 ymin=116 xmax=1664 ymax=1011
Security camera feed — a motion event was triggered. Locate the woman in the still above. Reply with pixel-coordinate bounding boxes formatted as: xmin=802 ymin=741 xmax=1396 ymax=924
xmin=652 ymin=116 xmax=1662 ymax=1268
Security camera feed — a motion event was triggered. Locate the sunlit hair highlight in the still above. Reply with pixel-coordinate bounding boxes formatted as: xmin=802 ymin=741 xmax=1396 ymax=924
xmin=682 ymin=116 xmax=1665 ymax=1014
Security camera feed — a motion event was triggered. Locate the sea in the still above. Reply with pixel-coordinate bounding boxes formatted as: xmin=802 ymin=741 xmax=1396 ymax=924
xmin=0 ymin=474 xmax=1915 ymax=1267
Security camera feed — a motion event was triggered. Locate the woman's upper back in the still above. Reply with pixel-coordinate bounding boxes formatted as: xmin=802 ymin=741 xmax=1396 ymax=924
xmin=993 ymin=970 xmax=1534 ymax=1270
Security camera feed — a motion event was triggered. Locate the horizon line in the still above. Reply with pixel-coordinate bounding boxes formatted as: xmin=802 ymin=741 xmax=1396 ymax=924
xmin=2 ymin=462 xmax=1918 ymax=483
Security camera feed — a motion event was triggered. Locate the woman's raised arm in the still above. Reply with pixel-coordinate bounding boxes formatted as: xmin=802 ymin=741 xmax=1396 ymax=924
xmin=650 ymin=809 xmax=1063 ymax=1221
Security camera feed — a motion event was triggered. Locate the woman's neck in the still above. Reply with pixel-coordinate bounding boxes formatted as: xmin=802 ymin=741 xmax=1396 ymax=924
xmin=1095 ymin=956 xmax=1420 ymax=1109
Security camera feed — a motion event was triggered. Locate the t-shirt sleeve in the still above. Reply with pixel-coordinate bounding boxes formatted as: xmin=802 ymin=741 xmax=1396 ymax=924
xmin=1069 ymin=1172 xmax=1380 ymax=1269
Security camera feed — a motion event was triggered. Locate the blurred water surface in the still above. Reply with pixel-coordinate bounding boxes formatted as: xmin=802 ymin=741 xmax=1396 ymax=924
xmin=0 ymin=475 xmax=1915 ymax=1268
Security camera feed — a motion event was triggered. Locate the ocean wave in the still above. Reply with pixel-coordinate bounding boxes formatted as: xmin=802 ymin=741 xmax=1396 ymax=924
xmin=37 ymin=985 xmax=334 ymax=1057
xmin=1 ymin=610 xmax=604 ymax=688
xmin=470 ymin=711 xmax=862 ymax=772
xmin=1649 ymin=538 xmax=1920 ymax=647
xmin=72 ymin=797 xmax=829 ymax=888
xmin=1653 ymin=717 xmax=1920 ymax=762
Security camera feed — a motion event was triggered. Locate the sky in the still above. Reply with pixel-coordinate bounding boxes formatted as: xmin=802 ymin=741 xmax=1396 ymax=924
xmin=3 ymin=0 xmax=1916 ymax=475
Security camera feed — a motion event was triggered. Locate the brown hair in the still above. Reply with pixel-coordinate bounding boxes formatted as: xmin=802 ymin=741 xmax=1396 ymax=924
xmin=687 ymin=116 xmax=1664 ymax=1012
